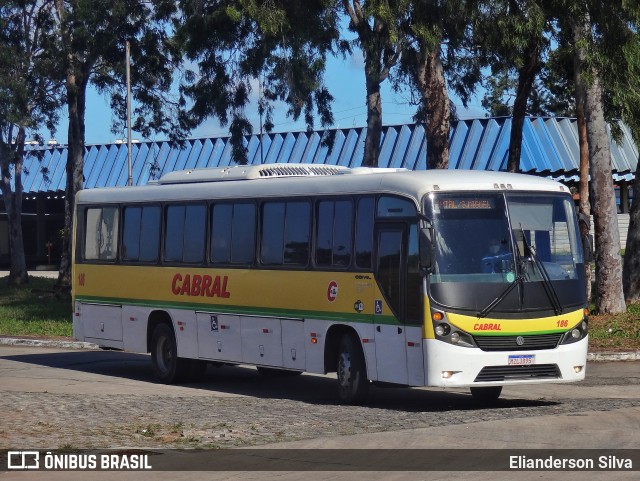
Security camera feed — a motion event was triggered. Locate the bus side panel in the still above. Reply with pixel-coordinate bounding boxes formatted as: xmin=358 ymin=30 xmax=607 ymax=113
xmin=196 ymin=312 xmax=243 ymax=362
xmin=79 ymin=303 xmax=123 ymax=342
xmin=304 ymin=318 xmax=327 ymax=374
xmin=241 ymin=316 xmax=283 ymax=367
xmin=406 ymin=325 xmax=425 ymax=386
xmin=169 ymin=309 xmax=198 ymax=360
xmin=121 ymin=306 xmax=150 ymax=354
xmin=281 ymin=319 xmax=306 ymax=370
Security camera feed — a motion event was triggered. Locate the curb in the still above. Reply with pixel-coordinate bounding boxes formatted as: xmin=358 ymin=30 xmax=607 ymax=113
xmin=0 ymin=337 xmax=99 ymax=350
xmin=587 ymin=351 xmax=640 ymax=361
xmin=1 ymin=337 xmax=638 ymax=362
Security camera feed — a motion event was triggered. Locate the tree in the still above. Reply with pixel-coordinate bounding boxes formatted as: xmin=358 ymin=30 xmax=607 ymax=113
xmin=0 ymin=0 xmax=62 ymax=285
xmin=572 ymin=3 xmax=626 ymax=314
xmin=602 ymin=6 xmax=640 ymax=303
xmin=476 ymin=0 xmax=549 ymax=173
xmin=396 ymin=0 xmax=480 ymax=170
xmin=53 ymin=0 xmax=184 ymax=290
xmin=342 ymin=0 xmax=407 ymax=167
xmin=177 ymin=0 xmax=341 ymax=164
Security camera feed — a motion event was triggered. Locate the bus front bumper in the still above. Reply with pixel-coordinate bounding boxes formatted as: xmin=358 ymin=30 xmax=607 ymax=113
xmin=423 ymin=337 xmax=589 ymax=388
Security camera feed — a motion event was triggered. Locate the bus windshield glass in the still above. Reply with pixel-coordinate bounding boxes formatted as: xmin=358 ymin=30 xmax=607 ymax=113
xmin=425 ymin=192 xmax=585 ymax=314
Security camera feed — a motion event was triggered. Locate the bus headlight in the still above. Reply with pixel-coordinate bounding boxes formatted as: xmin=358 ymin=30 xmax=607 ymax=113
xmin=560 ymin=318 xmax=588 ymax=345
xmin=435 ymin=323 xmax=451 ymax=336
xmin=431 ymin=311 xmax=476 ymax=348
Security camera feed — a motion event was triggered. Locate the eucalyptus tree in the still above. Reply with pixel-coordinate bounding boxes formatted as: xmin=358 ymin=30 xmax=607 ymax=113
xmin=394 ymin=0 xmax=480 ymax=170
xmin=0 ymin=0 xmax=62 ymax=285
xmin=475 ymin=0 xmax=550 ymax=173
xmin=594 ymin=4 xmax=640 ymax=303
xmin=341 ymin=0 xmax=408 ymax=167
xmin=569 ymin=1 xmax=626 ymax=313
xmin=53 ymin=0 xmax=184 ymax=289
xmin=177 ymin=0 xmax=342 ymax=164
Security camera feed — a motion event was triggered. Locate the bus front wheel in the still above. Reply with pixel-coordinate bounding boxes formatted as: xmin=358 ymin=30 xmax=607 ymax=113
xmin=151 ymin=323 xmax=190 ymax=384
xmin=470 ymin=386 xmax=503 ymax=403
xmin=336 ymin=334 xmax=369 ymax=404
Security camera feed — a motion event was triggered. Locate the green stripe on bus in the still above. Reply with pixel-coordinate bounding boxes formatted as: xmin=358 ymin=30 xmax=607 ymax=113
xmin=75 ymin=295 xmax=400 ymax=325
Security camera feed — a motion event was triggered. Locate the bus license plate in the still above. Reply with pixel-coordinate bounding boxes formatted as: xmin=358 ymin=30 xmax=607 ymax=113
xmin=508 ymin=354 xmax=535 ymax=365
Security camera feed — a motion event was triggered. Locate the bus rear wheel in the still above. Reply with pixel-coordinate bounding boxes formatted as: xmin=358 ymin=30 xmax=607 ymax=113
xmin=150 ymin=323 xmax=190 ymax=384
xmin=336 ymin=334 xmax=369 ymax=404
xmin=470 ymin=386 xmax=503 ymax=403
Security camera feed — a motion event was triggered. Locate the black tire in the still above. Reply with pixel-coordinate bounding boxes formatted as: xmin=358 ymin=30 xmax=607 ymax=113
xmin=470 ymin=386 xmax=503 ymax=403
xmin=336 ymin=333 xmax=369 ymax=404
xmin=256 ymin=366 xmax=303 ymax=377
xmin=150 ymin=323 xmax=190 ymax=384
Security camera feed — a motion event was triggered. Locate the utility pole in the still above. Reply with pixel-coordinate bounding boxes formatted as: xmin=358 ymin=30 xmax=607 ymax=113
xmin=126 ymin=40 xmax=133 ymax=186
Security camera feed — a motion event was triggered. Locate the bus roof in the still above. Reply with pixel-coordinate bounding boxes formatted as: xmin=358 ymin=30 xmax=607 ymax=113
xmin=76 ymin=165 xmax=571 ymax=206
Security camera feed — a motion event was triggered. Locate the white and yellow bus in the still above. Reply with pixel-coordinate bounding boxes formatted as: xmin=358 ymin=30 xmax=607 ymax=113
xmin=72 ymin=164 xmax=588 ymax=403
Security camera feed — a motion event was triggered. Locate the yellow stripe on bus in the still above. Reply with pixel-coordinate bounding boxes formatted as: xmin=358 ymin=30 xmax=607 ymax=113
xmin=73 ymin=264 xmax=397 ymax=322
xmin=446 ymin=309 xmax=585 ymax=335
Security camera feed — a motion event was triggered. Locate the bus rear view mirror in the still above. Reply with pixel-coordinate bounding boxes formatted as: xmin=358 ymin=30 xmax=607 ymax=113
xmin=419 ymin=227 xmax=434 ymax=270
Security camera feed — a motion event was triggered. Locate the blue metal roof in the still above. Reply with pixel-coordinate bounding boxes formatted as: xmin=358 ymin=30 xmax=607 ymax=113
xmin=12 ymin=116 xmax=639 ymax=194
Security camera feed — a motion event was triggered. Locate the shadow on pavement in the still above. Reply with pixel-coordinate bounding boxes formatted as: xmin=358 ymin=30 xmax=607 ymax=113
xmin=0 ymin=349 xmax=558 ymax=412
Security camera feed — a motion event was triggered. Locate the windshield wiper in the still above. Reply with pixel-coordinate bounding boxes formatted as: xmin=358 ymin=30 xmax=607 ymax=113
xmin=520 ymin=229 xmax=563 ymax=316
xmin=477 ymin=272 xmax=524 ymax=318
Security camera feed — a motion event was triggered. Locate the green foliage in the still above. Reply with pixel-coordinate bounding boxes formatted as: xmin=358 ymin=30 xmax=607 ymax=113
xmin=53 ymin=0 xmax=186 ymax=140
xmin=177 ymin=0 xmax=341 ymax=164
xmin=0 ymin=1 xmax=62 ymax=153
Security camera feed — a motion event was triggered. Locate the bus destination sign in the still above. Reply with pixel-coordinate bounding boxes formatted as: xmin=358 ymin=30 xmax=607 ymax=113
xmin=438 ymin=198 xmax=495 ymax=210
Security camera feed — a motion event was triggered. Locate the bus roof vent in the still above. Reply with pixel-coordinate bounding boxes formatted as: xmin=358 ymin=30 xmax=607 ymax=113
xmin=157 ymin=164 xmax=349 ymax=184
xmin=257 ymin=165 xmax=347 ymax=177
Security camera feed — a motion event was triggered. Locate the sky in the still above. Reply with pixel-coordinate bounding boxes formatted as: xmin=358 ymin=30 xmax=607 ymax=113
xmin=51 ymin=47 xmax=487 ymax=146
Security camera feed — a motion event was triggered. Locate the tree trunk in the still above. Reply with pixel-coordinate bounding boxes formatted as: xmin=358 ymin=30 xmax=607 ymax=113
xmin=419 ymin=48 xmax=450 ymax=170
xmin=0 ymin=132 xmax=29 ymax=285
xmin=362 ymin=57 xmax=383 ymax=168
xmin=572 ymin=9 xmax=626 ymax=314
xmin=583 ymin=71 xmax=626 ymax=313
xmin=57 ymin=71 xmax=87 ymax=291
xmin=507 ymin=41 xmax=541 ymax=173
xmin=623 ymin=162 xmax=640 ymax=302
xmin=574 ymin=33 xmax=592 ymax=303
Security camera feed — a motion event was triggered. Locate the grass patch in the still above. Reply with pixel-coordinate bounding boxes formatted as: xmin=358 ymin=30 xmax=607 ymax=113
xmin=588 ymin=304 xmax=640 ymax=351
xmin=0 ymin=276 xmax=72 ymax=338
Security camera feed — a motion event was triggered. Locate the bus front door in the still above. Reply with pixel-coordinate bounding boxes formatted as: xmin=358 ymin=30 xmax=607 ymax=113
xmin=374 ymin=228 xmax=409 ymax=385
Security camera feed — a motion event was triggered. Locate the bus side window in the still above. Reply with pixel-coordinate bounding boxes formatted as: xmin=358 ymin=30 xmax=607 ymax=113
xmin=316 ymin=199 xmax=353 ymax=267
xmin=84 ymin=206 xmax=119 ymax=261
xmin=261 ymin=201 xmax=310 ymax=266
xmin=122 ymin=205 xmax=160 ymax=263
xmin=211 ymin=202 xmax=256 ymax=264
xmin=355 ymin=197 xmax=374 ymax=269
xmin=164 ymin=204 xmax=206 ymax=264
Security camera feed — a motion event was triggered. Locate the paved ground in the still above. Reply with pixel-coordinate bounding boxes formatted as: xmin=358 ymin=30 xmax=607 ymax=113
xmin=0 ymin=345 xmax=639 ymax=480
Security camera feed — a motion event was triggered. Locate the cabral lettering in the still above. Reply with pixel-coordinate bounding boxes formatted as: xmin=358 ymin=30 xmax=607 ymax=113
xmin=473 ymin=323 xmax=502 ymax=331
xmin=171 ymin=273 xmax=231 ymax=298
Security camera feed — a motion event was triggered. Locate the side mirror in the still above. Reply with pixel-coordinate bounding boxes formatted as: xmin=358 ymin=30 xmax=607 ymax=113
xmin=419 ymin=227 xmax=434 ymax=270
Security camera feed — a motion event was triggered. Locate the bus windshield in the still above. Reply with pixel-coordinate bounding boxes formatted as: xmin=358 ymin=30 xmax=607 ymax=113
xmin=425 ymin=192 xmax=586 ymax=314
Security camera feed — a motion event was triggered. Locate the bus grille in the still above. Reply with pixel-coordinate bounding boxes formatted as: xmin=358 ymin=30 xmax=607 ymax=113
xmin=473 ymin=333 xmax=562 ymax=351
xmin=474 ymin=364 xmax=561 ymax=382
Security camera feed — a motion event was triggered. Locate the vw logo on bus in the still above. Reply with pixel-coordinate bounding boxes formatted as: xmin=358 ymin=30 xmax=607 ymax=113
xmin=516 ymin=336 xmax=525 ymax=346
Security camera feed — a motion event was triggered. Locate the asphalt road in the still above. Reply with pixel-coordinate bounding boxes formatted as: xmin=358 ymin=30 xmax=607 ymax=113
xmin=0 ymin=344 xmax=638 ymax=481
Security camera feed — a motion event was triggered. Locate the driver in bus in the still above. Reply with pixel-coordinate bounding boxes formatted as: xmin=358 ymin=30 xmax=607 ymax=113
xmin=481 ymin=238 xmax=511 ymax=273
